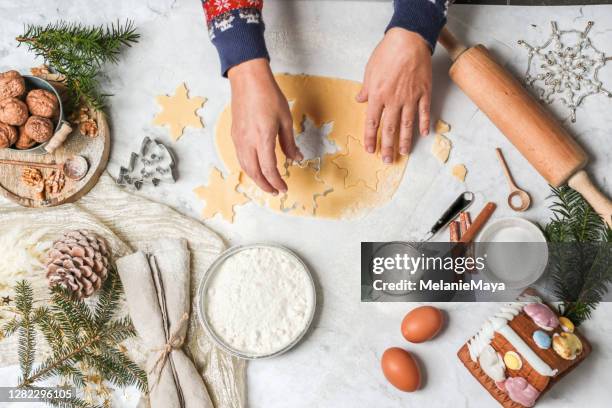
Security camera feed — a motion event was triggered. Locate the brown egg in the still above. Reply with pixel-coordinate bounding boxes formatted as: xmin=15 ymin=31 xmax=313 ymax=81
xmin=381 ymin=347 xmax=421 ymax=392
xmin=401 ymin=306 xmax=444 ymax=343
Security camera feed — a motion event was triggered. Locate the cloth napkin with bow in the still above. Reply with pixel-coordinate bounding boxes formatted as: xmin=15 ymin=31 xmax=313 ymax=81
xmin=116 ymin=238 xmax=213 ymax=408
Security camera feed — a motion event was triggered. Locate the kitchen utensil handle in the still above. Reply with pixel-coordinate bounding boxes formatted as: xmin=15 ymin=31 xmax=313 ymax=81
xmin=45 ymin=121 xmax=73 ymax=154
xmin=428 ymin=191 xmax=475 ymax=238
xmin=568 ymin=170 xmax=612 ymax=227
xmin=0 ymin=159 xmax=58 ymax=169
xmin=438 ymin=27 xmax=468 ymax=62
xmin=495 ymin=148 xmax=518 ymax=190
xmin=459 ymin=202 xmax=497 ymax=244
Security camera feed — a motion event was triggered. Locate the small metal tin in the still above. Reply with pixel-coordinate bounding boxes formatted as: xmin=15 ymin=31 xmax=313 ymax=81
xmin=196 ymin=243 xmax=317 ymax=360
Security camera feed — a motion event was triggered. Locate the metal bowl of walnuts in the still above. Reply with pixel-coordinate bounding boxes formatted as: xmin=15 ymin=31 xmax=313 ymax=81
xmin=0 ymin=71 xmax=69 ymax=154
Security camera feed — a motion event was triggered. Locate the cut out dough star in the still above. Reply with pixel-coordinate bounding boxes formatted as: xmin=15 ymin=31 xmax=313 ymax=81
xmin=283 ymin=163 xmax=331 ymax=215
xmin=153 ymin=83 xmax=206 ymax=141
xmin=194 ymin=168 xmax=249 ymax=222
xmin=332 ymin=136 xmax=386 ymax=191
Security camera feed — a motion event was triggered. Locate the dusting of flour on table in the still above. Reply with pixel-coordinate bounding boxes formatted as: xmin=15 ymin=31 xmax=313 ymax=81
xmin=205 ymin=246 xmax=315 ymax=357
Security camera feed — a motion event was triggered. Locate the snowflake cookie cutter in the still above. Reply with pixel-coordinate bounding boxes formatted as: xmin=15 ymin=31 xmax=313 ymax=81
xmin=116 ymin=137 xmax=177 ymax=190
xmin=519 ymin=21 xmax=612 ymax=122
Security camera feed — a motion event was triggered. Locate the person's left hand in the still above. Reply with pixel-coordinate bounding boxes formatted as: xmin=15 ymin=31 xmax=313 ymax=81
xmin=356 ymin=28 xmax=433 ymax=163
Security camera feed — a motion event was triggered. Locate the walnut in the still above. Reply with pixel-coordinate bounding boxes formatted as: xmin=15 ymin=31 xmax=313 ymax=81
xmin=21 ymin=167 xmax=43 ymax=187
xmin=45 ymin=169 xmax=65 ymax=195
xmin=15 ymin=125 xmax=37 ymax=150
xmin=0 ymin=121 xmax=18 ymax=148
xmin=26 ymin=89 xmax=59 ymax=119
xmin=0 ymin=97 xmax=29 ymax=126
xmin=70 ymin=105 xmax=99 ymax=137
xmin=23 ymin=116 xmax=54 ymax=143
xmin=79 ymin=118 xmax=98 ymax=137
xmin=0 ymin=70 xmax=26 ymax=99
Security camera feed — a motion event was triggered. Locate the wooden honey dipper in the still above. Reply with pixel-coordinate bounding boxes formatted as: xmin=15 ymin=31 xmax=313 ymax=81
xmin=437 ymin=28 xmax=612 ymax=226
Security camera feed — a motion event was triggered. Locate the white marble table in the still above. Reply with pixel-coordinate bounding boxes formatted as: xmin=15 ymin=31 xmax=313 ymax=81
xmin=1 ymin=1 xmax=611 ymax=407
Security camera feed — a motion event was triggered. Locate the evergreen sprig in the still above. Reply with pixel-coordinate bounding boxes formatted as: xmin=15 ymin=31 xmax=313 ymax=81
xmin=16 ymin=20 xmax=139 ymax=110
xmin=2 ymin=270 xmax=147 ymax=408
xmin=544 ymin=186 xmax=612 ymax=325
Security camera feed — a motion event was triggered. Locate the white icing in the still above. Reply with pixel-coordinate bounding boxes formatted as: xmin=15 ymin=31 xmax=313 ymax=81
xmin=478 ymin=345 xmax=506 ymax=382
xmin=467 ymin=295 xmax=558 ymax=378
xmin=498 ymin=325 xmax=558 ymax=377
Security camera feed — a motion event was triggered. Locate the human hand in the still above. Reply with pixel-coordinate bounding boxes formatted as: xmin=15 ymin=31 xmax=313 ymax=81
xmin=356 ymin=28 xmax=432 ymax=162
xmin=228 ymin=58 xmax=303 ymax=195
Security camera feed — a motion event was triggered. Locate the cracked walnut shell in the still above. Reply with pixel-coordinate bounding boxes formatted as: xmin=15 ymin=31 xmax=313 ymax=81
xmin=0 ymin=70 xmax=26 ymax=99
xmin=21 ymin=167 xmax=43 ymax=187
xmin=45 ymin=169 xmax=65 ymax=195
xmin=26 ymin=89 xmax=59 ymax=119
xmin=0 ymin=97 xmax=29 ymax=126
xmin=24 ymin=116 xmax=53 ymax=143
xmin=0 ymin=122 xmax=17 ymax=148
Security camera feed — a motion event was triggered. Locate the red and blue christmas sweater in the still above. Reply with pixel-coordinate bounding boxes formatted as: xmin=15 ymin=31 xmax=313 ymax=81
xmin=202 ymin=0 xmax=450 ymax=76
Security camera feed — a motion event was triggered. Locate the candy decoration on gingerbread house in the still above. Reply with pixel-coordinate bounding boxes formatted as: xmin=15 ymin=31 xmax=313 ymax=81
xmin=458 ymin=295 xmax=591 ymax=407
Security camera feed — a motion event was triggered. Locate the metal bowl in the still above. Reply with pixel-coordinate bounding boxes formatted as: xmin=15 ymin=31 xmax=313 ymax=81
xmin=196 ymin=244 xmax=317 ymax=360
xmin=6 ymin=75 xmax=66 ymax=154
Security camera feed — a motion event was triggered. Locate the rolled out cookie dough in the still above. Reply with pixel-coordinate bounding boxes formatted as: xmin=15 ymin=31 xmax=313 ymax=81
xmin=214 ymin=74 xmax=409 ymax=219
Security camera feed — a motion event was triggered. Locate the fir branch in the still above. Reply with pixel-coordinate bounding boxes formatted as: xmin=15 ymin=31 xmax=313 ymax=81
xmin=99 ymin=346 xmax=147 ymax=392
xmin=43 ymin=394 xmax=103 ymax=408
xmin=15 ymin=281 xmax=36 ymax=380
xmin=101 ymin=317 xmax=137 ymax=345
xmin=21 ymin=339 xmax=92 ymax=387
xmin=82 ymin=348 xmax=146 ymax=391
xmin=93 ymin=266 xmax=122 ymax=325
xmin=2 ymin=317 xmax=21 ymax=337
xmin=16 ymin=20 xmax=139 ymax=110
xmin=544 ymin=186 xmax=612 ymax=326
xmin=55 ymin=364 xmax=85 ymax=388
xmin=3 ymin=273 xmax=147 ymax=403
xmin=50 ymin=286 xmax=96 ymax=335
xmin=33 ymin=306 xmax=65 ymax=353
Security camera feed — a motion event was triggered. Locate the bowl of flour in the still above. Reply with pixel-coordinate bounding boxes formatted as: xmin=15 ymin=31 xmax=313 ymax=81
xmin=197 ymin=244 xmax=316 ymax=359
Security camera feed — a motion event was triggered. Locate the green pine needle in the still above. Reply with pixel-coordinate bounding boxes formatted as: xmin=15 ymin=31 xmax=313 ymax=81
xmin=544 ymin=186 xmax=612 ymax=326
xmin=4 ymin=271 xmax=148 ymax=405
xmin=16 ymin=20 xmax=139 ymax=110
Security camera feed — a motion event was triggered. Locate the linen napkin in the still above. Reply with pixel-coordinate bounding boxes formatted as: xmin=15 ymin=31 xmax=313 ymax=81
xmin=116 ymin=238 xmax=213 ymax=408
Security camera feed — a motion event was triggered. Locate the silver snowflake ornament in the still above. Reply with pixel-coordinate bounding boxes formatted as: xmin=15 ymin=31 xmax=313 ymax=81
xmin=519 ymin=21 xmax=612 ymax=122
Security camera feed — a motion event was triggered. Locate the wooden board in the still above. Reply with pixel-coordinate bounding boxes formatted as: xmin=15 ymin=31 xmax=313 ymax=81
xmin=0 ymin=110 xmax=110 ymax=207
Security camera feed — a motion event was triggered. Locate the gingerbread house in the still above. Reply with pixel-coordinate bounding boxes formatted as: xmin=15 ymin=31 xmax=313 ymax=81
xmin=457 ymin=295 xmax=590 ymax=407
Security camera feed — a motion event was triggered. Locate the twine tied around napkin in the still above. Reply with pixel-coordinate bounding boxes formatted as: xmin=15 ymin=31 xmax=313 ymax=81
xmin=148 ymin=312 xmax=189 ymax=390
xmin=116 ymin=239 xmax=213 ymax=408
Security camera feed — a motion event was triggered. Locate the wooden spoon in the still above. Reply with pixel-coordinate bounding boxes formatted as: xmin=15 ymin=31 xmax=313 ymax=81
xmin=0 ymin=155 xmax=89 ymax=181
xmin=495 ymin=148 xmax=531 ymax=212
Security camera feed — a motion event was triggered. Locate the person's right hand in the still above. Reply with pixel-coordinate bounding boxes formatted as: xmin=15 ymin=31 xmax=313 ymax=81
xmin=228 ymin=58 xmax=303 ymax=195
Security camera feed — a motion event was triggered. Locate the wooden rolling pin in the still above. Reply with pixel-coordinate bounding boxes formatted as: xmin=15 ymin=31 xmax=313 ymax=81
xmin=437 ymin=28 xmax=612 ymax=227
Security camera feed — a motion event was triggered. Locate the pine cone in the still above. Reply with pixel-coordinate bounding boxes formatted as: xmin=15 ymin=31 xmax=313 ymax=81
xmin=45 ymin=230 xmax=110 ymax=299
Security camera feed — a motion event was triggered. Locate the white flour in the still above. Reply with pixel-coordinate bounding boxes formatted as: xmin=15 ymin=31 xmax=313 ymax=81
xmin=205 ymin=246 xmax=315 ymax=357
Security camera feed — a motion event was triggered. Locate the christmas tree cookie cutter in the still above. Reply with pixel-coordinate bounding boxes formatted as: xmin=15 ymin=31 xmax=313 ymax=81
xmin=116 ymin=137 xmax=177 ymax=190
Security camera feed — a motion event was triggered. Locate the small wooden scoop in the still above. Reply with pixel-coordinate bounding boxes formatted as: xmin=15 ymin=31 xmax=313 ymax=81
xmin=495 ymin=148 xmax=531 ymax=212
xmin=0 ymin=155 xmax=89 ymax=181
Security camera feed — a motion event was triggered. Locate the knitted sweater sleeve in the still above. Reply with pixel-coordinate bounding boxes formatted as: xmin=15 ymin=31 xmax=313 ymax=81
xmin=386 ymin=0 xmax=450 ymax=51
xmin=201 ymin=0 xmax=450 ymax=76
xmin=201 ymin=0 xmax=269 ymax=76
